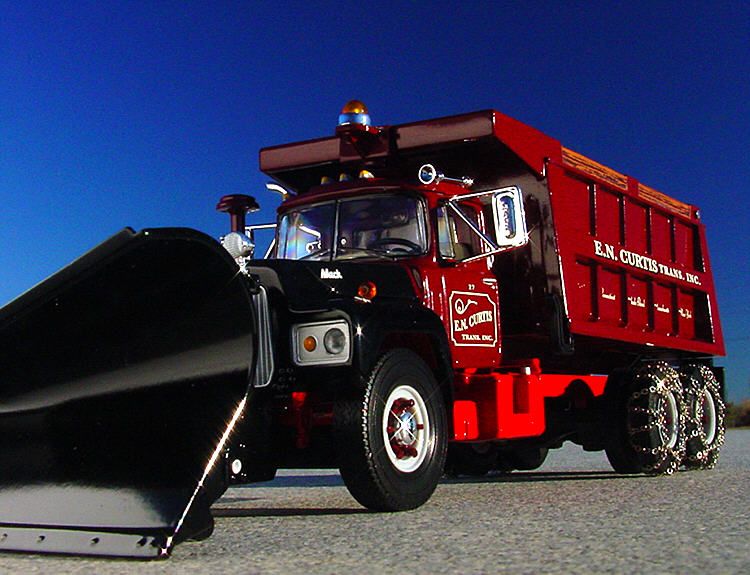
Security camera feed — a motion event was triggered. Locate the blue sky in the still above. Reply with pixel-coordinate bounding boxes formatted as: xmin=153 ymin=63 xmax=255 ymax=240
xmin=1 ymin=1 xmax=748 ymax=400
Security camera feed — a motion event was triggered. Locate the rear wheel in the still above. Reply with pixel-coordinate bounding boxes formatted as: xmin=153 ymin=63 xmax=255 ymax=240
xmin=604 ymin=362 xmax=686 ymax=475
xmin=681 ymin=364 xmax=725 ymax=469
xmin=335 ymin=349 xmax=447 ymax=511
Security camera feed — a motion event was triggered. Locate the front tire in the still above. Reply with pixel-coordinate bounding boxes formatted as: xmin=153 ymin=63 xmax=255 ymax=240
xmin=335 ymin=349 xmax=448 ymax=511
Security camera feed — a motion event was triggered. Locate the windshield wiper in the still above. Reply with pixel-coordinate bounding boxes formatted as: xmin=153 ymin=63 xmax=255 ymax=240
xmin=299 ymin=248 xmax=332 ymax=261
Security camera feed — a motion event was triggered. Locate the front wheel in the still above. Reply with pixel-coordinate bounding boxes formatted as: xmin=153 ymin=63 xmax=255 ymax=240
xmin=335 ymin=349 xmax=448 ymax=511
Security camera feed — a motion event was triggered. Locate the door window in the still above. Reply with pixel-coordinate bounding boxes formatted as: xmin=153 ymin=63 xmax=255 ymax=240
xmin=437 ymin=203 xmax=483 ymax=260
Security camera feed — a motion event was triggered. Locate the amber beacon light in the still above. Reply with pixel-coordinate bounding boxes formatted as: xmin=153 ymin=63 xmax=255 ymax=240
xmin=338 ymin=100 xmax=371 ymax=126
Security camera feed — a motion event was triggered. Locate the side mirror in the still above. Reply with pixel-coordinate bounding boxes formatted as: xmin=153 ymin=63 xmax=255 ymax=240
xmin=492 ymin=187 xmax=528 ymax=249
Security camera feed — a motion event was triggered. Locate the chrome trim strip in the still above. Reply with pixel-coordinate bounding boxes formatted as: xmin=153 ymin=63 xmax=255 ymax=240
xmin=252 ymin=285 xmax=274 ymax=387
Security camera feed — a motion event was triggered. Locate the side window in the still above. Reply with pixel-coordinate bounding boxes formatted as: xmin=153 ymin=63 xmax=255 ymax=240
xmin=437 ymin=203 xmax=483 ymax=260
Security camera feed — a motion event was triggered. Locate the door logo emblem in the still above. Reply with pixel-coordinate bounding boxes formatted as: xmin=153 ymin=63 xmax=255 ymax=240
xmin=449 ymin=291 xmax=498 ymax=347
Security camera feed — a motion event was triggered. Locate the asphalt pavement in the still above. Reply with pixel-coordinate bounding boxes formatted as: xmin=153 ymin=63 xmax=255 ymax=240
xmin=2 ymin=429 xmax=748 ymax=574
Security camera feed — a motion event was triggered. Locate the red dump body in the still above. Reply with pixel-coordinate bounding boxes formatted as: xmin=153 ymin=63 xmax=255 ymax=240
xmin=548 ymin=148 xmax=723 ymax=356
xmin=261 ymin=109 xmax=724 ymax=360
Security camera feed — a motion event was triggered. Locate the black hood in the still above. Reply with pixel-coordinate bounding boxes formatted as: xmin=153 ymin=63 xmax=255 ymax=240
xmin=246 ymin=259 xmax=417 ymax=310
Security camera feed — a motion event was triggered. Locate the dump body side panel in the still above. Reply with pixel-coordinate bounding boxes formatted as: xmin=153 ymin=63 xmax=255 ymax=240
xmin=546 ymin=154 xmax=724 ymax=356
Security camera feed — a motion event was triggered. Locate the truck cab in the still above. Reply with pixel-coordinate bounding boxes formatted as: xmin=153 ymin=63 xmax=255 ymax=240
xmin=270 ymin=176 xmax=525 ymax=370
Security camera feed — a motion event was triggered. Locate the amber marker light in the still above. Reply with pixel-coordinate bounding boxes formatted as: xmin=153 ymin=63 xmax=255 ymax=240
xmin=357 ymin=281 xmax=377 ymax=300
xmin=303 ymin=335 xmax=318 ymax=352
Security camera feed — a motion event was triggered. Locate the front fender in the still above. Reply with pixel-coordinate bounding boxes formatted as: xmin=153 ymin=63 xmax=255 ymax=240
xmin=346 ymin=300 xmax=453 ymax=389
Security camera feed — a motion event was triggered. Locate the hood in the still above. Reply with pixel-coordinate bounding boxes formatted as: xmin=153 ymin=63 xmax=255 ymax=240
xmin=246 ymin=259 xmax=417 ymax=310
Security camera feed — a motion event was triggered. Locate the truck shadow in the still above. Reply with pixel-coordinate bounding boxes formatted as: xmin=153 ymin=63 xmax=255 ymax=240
xmin=227 ymin=470 xmax=627 ymax=492
xmin=442 ymin=470 xmax=634 ymax=484
xmin=255 ymin=474 xmax=345 ymax=488
xmin=213 ymin=470 xmax=636 ymax=518
xmin=213 ymin=507 xmax=370 ymax=518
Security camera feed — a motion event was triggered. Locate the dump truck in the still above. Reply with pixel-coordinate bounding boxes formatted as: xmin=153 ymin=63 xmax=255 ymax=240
xmin=0 ymin=101 xmax=726 ymax=558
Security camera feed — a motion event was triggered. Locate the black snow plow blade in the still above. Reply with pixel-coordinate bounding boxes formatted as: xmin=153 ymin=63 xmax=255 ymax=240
xmin=0 ymin=228 xmax=256 ymax=558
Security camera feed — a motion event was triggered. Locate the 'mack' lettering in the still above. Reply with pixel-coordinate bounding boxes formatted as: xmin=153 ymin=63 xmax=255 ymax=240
xmin=321 ymin=268 xmax=343 ymax=280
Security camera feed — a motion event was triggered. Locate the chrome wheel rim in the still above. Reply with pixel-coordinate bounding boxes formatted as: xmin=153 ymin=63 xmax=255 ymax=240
xmin=657 ymin=390 xmax=680 ymax=449
xmin=382 ymin=385 xmax=430 ymax=473
xmin=699 ymin=388 xmax=717 ymax=445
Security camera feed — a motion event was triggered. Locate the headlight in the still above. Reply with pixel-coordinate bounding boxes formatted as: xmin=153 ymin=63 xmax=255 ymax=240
xmin=292 ymin=320 xmax=351 ymax=366
xmin=324 ymin=328 xmax=346 ymax=354
xmin=221 ymin=232 xmax=255 ymax=259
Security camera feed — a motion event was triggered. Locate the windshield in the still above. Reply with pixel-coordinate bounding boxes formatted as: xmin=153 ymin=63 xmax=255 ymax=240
xmin=276 ymin=193 xmax=427 ymax=261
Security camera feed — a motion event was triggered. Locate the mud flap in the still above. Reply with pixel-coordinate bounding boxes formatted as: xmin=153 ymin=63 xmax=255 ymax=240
xmin=0 ymin=228 xmax=256 ymax=558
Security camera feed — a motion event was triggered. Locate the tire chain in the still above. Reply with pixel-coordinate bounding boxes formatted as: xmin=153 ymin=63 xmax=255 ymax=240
xmin=625 ymin=362 xmax=687 ymax=475
xmin=681 ymin=364 xmax=725 ymax=469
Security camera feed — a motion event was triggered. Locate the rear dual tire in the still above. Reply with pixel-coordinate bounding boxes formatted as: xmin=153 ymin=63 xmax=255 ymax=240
xmin=681 ymin=364 xmax=725 ymax=469
xmin=604 ymin=362 xmax=727 ymax=474
xmin=604 ymin=362 xmax=686 ymax=475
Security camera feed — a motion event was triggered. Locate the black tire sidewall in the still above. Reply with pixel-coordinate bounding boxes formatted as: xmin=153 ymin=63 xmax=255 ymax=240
xmin=603 ymin=369 xmax=642 ymax=473
xmin=627 ymin=363 xmax=686 ymax=474
xmin=336 ymin=348 xmax=448 ymax=511
xmin=604 ymin=364 xmax=687 ymax=475
xmin=364 ymin=350 xmax=447 ymax=509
